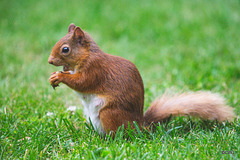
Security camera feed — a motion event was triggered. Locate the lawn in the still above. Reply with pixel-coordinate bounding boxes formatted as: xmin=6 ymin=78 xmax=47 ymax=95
xmin=0 ymin=0 xmax=240 ymax=159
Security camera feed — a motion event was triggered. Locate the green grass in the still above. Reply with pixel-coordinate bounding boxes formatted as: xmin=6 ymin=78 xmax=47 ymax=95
xmin=0 ymin=0 xmax=240 ymax=159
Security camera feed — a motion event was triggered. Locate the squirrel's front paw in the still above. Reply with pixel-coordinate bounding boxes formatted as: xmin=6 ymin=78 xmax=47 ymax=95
xmin=49 ymin=72 xmax=63 ymax=89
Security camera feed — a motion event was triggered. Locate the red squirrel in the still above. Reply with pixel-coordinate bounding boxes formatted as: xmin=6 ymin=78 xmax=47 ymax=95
xmin=48 ymin=23 xmax=235 ymax=135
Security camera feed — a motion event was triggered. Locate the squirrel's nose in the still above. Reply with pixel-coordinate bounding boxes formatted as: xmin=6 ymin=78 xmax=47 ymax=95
xmin=48 ymin=56 xmax=54 ymax=64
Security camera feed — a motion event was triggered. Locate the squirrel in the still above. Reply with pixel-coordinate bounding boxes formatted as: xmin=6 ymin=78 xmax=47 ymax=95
xmin=48 ymin=23 xmax=235 ymax=136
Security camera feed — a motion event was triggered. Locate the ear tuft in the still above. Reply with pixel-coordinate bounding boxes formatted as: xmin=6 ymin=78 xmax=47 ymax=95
xmin=73 ymin=27 xmax=84 ymax=39
xmin=68 ymin=23 xmax=76 ymax=33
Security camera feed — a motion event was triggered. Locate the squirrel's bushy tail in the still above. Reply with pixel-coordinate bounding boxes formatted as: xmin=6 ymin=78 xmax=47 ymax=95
xmin=144 ymin=91 xmax=235 ymax=125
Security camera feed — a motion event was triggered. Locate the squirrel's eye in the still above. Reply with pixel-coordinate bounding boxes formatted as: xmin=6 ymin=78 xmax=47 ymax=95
xmin=62 ymin=47 xmax=69 ymax=53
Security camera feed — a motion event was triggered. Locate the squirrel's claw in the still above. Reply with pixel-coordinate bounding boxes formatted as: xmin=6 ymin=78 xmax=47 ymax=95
xmin=49 ymin=72 xmax=62 ymax=89
xmin=52 ymin=84 xmax=59 ymax=90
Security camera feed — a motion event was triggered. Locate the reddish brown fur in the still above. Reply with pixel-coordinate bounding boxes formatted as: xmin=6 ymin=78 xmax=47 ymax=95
xmin=48 ymin=24 xmax=235 ymax=136
xmin=49 ymin=24 xmax=144 ymax=135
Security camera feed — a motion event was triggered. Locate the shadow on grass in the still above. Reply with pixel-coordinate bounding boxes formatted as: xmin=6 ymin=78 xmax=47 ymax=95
xmin=78 ymin=116 xmax=238 ymax=142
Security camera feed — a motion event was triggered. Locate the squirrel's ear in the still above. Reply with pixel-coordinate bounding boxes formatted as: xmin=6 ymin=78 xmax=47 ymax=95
xmin=68 ymin=23 xmax=76 ymax=33
xmin=73 ymin=27 xmax=84 ymax=39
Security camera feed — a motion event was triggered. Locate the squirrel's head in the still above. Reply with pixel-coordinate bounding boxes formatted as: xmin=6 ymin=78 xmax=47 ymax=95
xmin=48 ymin=23 xmax=88 ymax=72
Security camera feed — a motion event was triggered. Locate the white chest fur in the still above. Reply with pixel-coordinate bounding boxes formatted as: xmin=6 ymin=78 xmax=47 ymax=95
xmin=74 ymin=91 xmax=105 ymax=134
